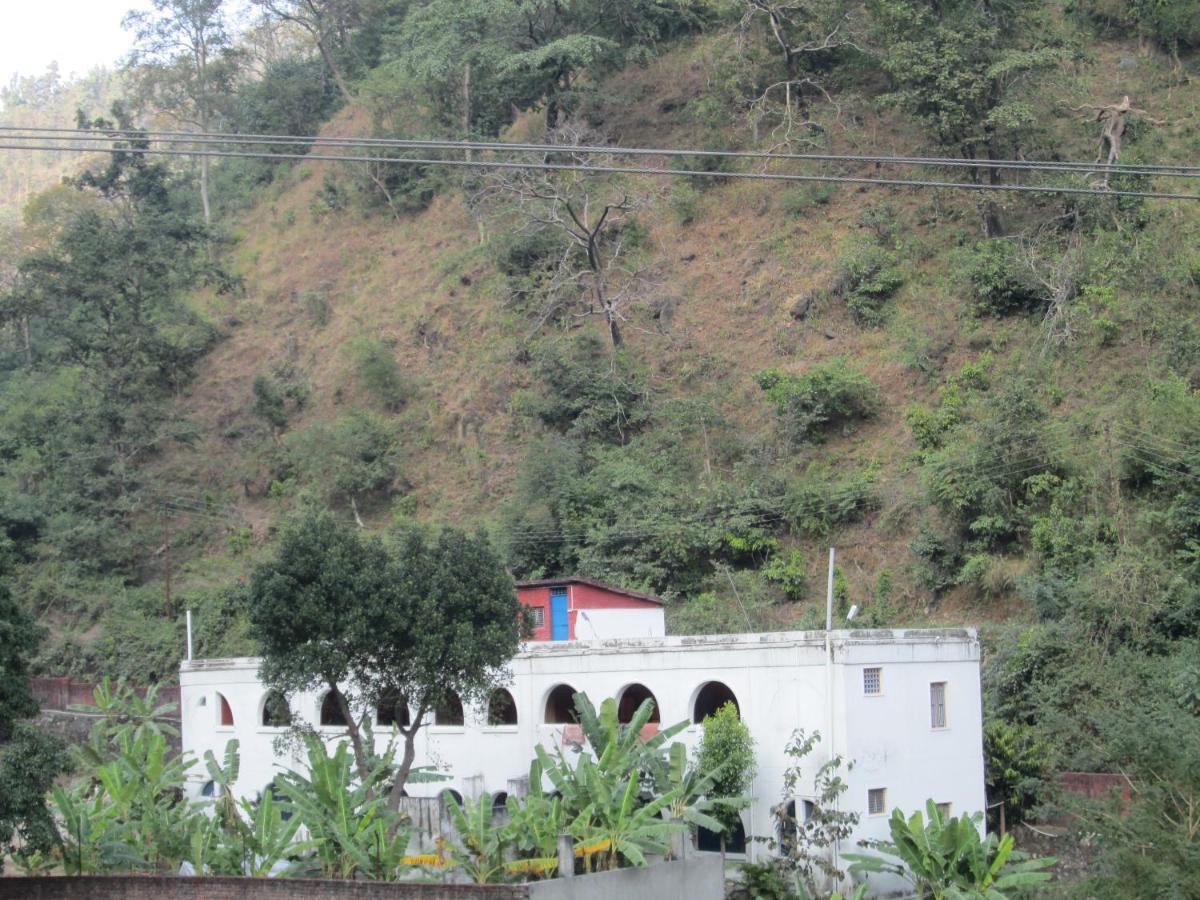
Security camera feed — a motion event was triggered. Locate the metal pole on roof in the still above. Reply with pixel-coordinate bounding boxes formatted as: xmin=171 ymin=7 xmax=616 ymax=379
xmin=186 ymin=609 xmax=193 ymax=661
xmin=825 ymin=547 xmax=841 ymax=886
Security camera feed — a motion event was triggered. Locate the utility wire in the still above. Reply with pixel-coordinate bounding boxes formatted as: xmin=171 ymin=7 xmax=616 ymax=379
xmin=5 ymin=124 xmax=1199 ymax=178
xmin=1 ymin=140 xmax=1196 ymax=202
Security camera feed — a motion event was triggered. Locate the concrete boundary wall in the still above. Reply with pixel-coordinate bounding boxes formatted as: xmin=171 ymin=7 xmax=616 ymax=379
xmin=529 ymin=857 xmax=724 ymax=900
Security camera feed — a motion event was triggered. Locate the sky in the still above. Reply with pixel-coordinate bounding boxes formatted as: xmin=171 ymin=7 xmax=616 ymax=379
xmin=0 ymin=0 xmax=151 ymax=85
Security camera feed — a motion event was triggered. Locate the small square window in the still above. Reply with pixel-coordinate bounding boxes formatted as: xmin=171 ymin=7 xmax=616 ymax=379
xmin=863 ymin=667 xmax=882 ymax=696
xmin=936 ymin=802 xmax=952 ymax=820
xmin=528 ymin=606 xmax=545 ymax=628
xmin=930 ymin=682 xmax=947 ymax=729
xmin=868 ymin=788 xmax=886 ymax=816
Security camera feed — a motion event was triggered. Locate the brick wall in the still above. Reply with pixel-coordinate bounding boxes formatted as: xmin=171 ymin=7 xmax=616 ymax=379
xmin=29 ymin=678 xmax=180 ymax=712
xmin=0 ymin=877 xmax=529 ymax=900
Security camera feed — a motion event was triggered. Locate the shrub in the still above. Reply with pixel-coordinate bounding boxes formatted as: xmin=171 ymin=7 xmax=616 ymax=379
xmin=531 ymin=337 xmax=649 ymax=444
xmin=286 ymin=411 xmax=400 ymax=506
xmin=755 ymin=359 xmax=879 ymax=445
xmin=838 ymin=239 xmax=904 ymax=326
xmin=778 ymin=184 xmax=836 ymax=218
xmin=345 ymin=337 xmax=412 ymax=411
xmin=956 ymin=240 xmax=1046 ymax=317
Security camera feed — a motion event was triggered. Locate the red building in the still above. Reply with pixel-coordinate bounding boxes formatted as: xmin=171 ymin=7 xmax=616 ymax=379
xmin=516 ymin=577 xmax=666 ymax=641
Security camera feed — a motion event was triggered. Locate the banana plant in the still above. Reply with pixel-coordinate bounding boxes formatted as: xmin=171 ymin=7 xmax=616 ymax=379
xmin=504 ymin=759 xmax=566 ymax=873
xmin=845 ymin=800 xmax=1054 ymax=899
xmin=443 ymin=790 xmax=514 ymax=884
xmin=536 ymin=694 xmax=688 ymax=822
xmin=51 ymin=784 xmax=143 ymax=875
xmin=277 ymin=734 xmax=410 ymax=879
xmin=662 ymin=742 xmax=732 ymax=839
xmin=570 ymin=763 xmax=684 ymax=871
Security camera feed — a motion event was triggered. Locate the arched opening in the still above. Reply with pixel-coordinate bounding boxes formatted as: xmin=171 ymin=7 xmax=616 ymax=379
xmin=217 ymin=693 xmax=234 ymax=727
xmin=201 ymin=780 xmax=217 ymax=798
xmin=434 ymin=692 xmax=464 ymax=726
xmin=261 ymin=691 xmax=292 ymax=728
xmin=376 ymin=692 xmax=410 ymax=728
xmin=487 ymin=689 xmax=518 ymax=726
xmin=698 ymin=816 xmax=747 ymax=854
xmin=617 ymin=683 xmax=661 ymax=724
xmin=692 ymin=682 xmax=739 ymax=724
xmin=442 ymin=789 xmax=464 ymax=807
xmin=543 ymin=684 xmax=579 ymax=724
xmin=492 ymin=791 xmax=509 ymax=812
xmin=320 ymin=692 xmax=348 ymax=727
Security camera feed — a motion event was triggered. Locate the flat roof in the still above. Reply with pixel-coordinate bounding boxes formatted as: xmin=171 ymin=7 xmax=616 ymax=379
xmin=514 ymin=577 xmax=664 ymax=606
xmin=180 ymin=627 xmax=978 ymax=672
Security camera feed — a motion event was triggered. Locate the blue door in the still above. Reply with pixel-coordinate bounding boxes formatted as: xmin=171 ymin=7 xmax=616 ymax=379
xmin=550 ymin=588 xmax=569 ymax=641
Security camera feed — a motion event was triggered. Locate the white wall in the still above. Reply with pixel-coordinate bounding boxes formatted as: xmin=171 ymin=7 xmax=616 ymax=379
xmin=179 ymin=628 xmax=983 ymax=884
xmin=573 ymin=607 xmax=665 ymax=639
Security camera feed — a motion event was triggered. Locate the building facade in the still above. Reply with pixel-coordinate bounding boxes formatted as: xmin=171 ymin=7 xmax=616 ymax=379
xmin=179 ymin=625 xmax=986 ymax=872
xmin=515 ymin=577 xmax=666 ymax=641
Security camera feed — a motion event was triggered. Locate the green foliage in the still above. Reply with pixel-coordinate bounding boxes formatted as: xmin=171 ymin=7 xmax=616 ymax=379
xmin=0 ymin=133 xmax=215 ymax=579
xmin=761 ymin=729 xmax=860 ymax=895
xmin=0 ymin=544 xmax=69 ymax=871
xmin=279 ymin=736 xmax=411 ymax=880
xmin=846 ymin=801 xmax=1055 ymax=898
xmin=955 ymin=241 xmax=1046 ymax=317
xmin=1072 ymin=0 xmax=1200 ymax=49
xmin=756 ymin=359 xmax=880 ymax=446
xmin=533 ymin=693 xmax=690 ymax=872
xmin=762 ymin=548 xmax=809 ymax=600
xmin=344 ymin=336 xmax=412 ymax=411
xmin=983 ymin=720 xmax=1048 ymax=828
xmin=286 ymin=411 xmax=400 ymax=507
xmin=868 ymin=0 xmax=1063 ymax=161
xmin=839 ymin=238 xmax=905 ymax=326
xmin=528 ymin=337 xmax=650 ymax=444
xmin=697 ymin=702 xmax=756 ymax=841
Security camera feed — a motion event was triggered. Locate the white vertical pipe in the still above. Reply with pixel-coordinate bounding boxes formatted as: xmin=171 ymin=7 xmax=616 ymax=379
xmin=825 ymin=548 xmax=840 ymax=886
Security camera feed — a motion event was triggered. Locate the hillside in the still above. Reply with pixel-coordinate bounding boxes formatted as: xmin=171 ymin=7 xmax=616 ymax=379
xmin=3 ymin=0 xmax=1200 ymax=890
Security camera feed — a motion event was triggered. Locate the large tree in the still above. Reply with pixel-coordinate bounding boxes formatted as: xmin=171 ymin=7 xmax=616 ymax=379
xmin=867 ymin=0 xmax=1064 ymax=235
xmin=244 ymin=510 xmax=523 ymax=808
xmin=0 ymin=538 xmax=70 ymax=871
xmin=124 ymin=0 xmax=240 ymax=224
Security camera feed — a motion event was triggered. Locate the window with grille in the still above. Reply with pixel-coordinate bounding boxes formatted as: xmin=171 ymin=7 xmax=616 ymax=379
xmin=528 ymin=606 xmax=545 ymax=628
xmin=868 ymin=788 xmax=886 ymax=816
xmin=863 ymin=667 xmax=882 ymax=696
xmin=930 ymin=682 xmax=947 ymax=728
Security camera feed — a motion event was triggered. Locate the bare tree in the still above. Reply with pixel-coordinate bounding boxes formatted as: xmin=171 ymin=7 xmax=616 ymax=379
xmin=1072 ymin=96 xmax=1164 ymax=187
xmin=250 ymin=0 xmax=362 ymax=102
xmin=1017 ymin=215 xmax=1084 ymax=349
xmin=738 ymin=0 xmax=859 ymax=146
xmin=478 ymin=126 xmax=659 ymax=354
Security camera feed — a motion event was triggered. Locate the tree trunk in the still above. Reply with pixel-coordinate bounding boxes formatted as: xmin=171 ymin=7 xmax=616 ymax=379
xmin=200 ymin=155 xmax=211 ymax=227
xmin=388 ymin=704 xmax=426 ymax=814
xmin=330 ymin=684 xmax=371 ymax=783
xmin=316 ymin=36 xmax=355 ymax=103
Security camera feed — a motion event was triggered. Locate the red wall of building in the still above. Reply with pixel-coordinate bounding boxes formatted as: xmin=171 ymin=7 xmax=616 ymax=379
xmin=517 ymin=585 xmax=554 ymax=641
xmin=517 ymin=583 xmax=659 ymax=641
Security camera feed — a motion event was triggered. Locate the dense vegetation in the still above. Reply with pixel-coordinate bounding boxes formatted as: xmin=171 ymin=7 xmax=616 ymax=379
xmin=2 ymin=0 xmax=1200 ymax=892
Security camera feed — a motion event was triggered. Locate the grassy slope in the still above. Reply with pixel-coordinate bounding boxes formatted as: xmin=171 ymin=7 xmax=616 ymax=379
xmin=151 ymin=30 xmax=1199 ymax=636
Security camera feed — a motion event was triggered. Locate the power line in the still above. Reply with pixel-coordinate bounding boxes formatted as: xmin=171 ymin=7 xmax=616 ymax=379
xmin=1 ymin=139 xmax=1196 ymax=202
xmin=5 ymin=124 xmax=1199 ymax=178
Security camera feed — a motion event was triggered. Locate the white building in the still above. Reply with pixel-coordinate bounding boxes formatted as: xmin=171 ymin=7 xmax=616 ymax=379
xmin=179 ymin=623 xmax=986 ymax=873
